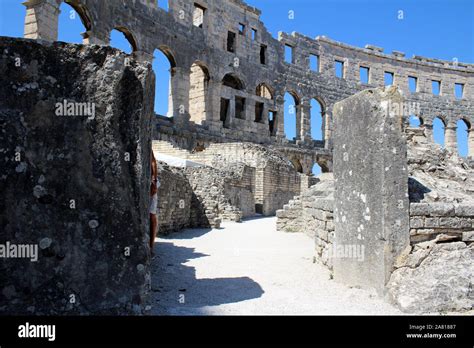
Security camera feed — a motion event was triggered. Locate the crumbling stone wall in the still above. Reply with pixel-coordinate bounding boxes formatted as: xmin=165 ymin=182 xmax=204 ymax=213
xmin=386 ymin=126 xmax=474 ymax=313
xmin=156 ymin=141 xmax=304 ymax=216
xmin=22 ymin=0 xmax=473 ymax=163
xmin=156 ymin=162 xmax=193 ymax=235
xmin=277 ymin=173 xmax=335 ymax=270
xmin=409 ymin=203 xmax=474 ymax=244
xmin=0 ymin=37 xmax=153 ymax=314
xmin=185 ymin=163 xmax=255 ymax=223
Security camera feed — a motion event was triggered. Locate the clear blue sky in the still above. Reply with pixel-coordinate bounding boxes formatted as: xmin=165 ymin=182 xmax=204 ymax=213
xmin=0 ymin=0 xmax=472 ymax=167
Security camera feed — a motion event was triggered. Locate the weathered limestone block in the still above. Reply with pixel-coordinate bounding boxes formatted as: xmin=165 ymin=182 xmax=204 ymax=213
xmin=455 ymin=204 xmax=474 ymax=217
xmin=388 ymin=242 xmax=474 ymax=313
xmin=410 ymin=203 xmax=455 ymax=216
xmin=462 ymin=231 xmax=474 ymax=242
xmin=0 ymin=38 xmax=154 ymax=314
xmin=410 ymin=217 xmax=424 ymax=229
xmin=333 ymin=87 xmax=410 ymax=293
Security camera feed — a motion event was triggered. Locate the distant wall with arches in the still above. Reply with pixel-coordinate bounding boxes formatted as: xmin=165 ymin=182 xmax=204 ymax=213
xmin=22 ymin=0 xmax=474 ymax=161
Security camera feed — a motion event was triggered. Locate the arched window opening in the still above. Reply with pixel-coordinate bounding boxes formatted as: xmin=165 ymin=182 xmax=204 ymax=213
xmin=409 ymin=115 xmax=423 ymax=128
xmin=153 ymin=48 xmax=176 ymax=117
xmin=189 ymin=62 xmax=210 ymax=125
xmin=312 ymin=163 xmax=322 ymax=176
xmin=58 ymin=1 xmax=91 ymax=44
xmin=311 ymin=98 xmax=324 ymax=141
xmin=284 ymin=92 xmax=299 ymax=142
xmin=110 ymin=27 xmax=137 ymax=54
xmin=256 ymin=84 xmax=273 ymax=100
xmin=457 ymin=119 xmax=470 ymax=158
xmin=433 ymin=117 xmax=446 ymax=148
xmin=290 ymin=158 xmax=303 ymax=173
xmin=222 ymin=74 xmax=244 ymax=90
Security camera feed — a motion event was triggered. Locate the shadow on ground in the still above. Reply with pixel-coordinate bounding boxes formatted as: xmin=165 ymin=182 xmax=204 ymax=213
xmin=159 ymin=227 xmax=214 ymax=240
xmin=151 ymin=238 xmax=264 ymax=315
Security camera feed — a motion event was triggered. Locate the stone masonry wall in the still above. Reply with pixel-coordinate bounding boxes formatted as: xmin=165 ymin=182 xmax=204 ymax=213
xmin=409 ymin=203 xmax=474 ymax=244
xmin=277 ymin=173 xmax=334 ymax=270
xmin=157 ymin=162 xmax=193 ymax=235
xmin=22 ymin=0 xmax=473 ymax=168
xmin=155 ymin=141 xmax=303 ymax=216
xmin=185 ymin=163 xmax=255 ymax=224
xmin=0 ymin=37 xmax=153 ymax=314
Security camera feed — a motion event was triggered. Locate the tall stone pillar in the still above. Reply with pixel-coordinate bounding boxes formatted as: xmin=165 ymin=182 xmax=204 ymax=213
xmin=300 ymin=100 xmax=311 ymax=143
xmin=170 ymin=67 xmax=190 ymax=127
xmin=295 ymin=104 xmax=302 ymax=142
xmin=275 ymin=96 xmax=285 ymax=140
xmin=228 ymin=97 xmax=236 ymax=128
xmin=469 ymin=129 xmax=474 ymax=160
xmin=324 ymin=109 xmax=332 ymax=149
xmin=445 ymin=124 xmax=458 ymax=154
xmin=23 ymin=0 xmax=61 ymax=41
xmin=332 ymin=87 xmax=410 ymax=294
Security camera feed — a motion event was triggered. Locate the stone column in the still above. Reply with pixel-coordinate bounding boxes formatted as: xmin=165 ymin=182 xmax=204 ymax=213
xmin=445 ymin=124 xmax=458 ymax=153
xmin=332 ymin=87 xmax=410 ymax=293
xmin=295 ymin=103 xmax=302 ymax=142
xmin=170 ymin=67 xmax=190 ymax=127
xmin=23 ymin=0 xmax=61 ymax=41
xmin=324 ymin=109 xmax=332 ymax=150
xmin=300 ymin=100 xmax=311 ymax=143
xmin=469 ymin=129 xmax=474 ymax=160
xmin=226 ymin=97 xmax=236 ymax=128
xmin=275 ymin=96 xmax=285 ymax=140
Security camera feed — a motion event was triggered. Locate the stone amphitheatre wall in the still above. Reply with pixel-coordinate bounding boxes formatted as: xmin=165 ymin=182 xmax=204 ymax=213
xmin=154 ymin=140 xmax=307 ymax=215
xmin=22 ymin=0 xmax=474 ymax=168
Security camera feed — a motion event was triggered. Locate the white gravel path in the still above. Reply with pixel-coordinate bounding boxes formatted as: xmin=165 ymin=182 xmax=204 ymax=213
xmin=149 ymin=217 xmax=401 ymax=315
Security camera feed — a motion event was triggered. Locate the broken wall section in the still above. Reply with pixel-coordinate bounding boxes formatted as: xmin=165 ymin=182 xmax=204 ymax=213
xmin=0 ymin=38 xmax=153 ymax=314
xmin=157 ymin=162 xmax=194 ymax=234
xmin=386 ymin=128 xmax=474 ymax=313
xmin=277 ymin=173 xmax=335 ymax=270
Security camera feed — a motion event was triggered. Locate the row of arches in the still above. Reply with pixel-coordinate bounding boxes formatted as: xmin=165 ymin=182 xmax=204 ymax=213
xmin=54 ymin=2 xmax=327 ymax=143
xmin=284 ymin=93 xmax=325 ymax=142
xmin=409 ymin=115 xmax=472 ymax=158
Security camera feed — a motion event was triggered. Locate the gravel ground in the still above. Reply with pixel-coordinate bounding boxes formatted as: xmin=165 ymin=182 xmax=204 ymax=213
xmin=149 ymin=217 xmax=402 ymax=315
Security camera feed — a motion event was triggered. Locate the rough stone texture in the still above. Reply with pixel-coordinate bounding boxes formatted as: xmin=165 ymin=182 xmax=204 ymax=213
xmin=332 ymin=87 xmax=410 ymax=293
xmin=23 ymin=0 xmax=474 ymax=177
xmin=409 ymin=203 xmax=474 ymax=244
xmin=185 ymin=163 xmax=255 ymax=224
xmin=157 ymin=161 xmax=258 ymax=233
xmin=156 ymin=162 xmax=194 ymax=234
xmin=407 ymin=127 xmax=474 ymax=203
xmin=10 ymin=0 xmax=474 ymax=315
xmin=388 ymin=242 xmax=474 ymax=313
xmin=0 ymin=37 xmax=153 ymax=314
xmin=276 ymin=173 xmax=334 ymax=270
xmin=155 ymin=141 xmax=305 ymax=216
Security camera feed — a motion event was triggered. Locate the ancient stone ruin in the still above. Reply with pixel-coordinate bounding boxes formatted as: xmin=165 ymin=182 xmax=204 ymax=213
xmin=0 ymin=0 xmax=472 ymax=314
